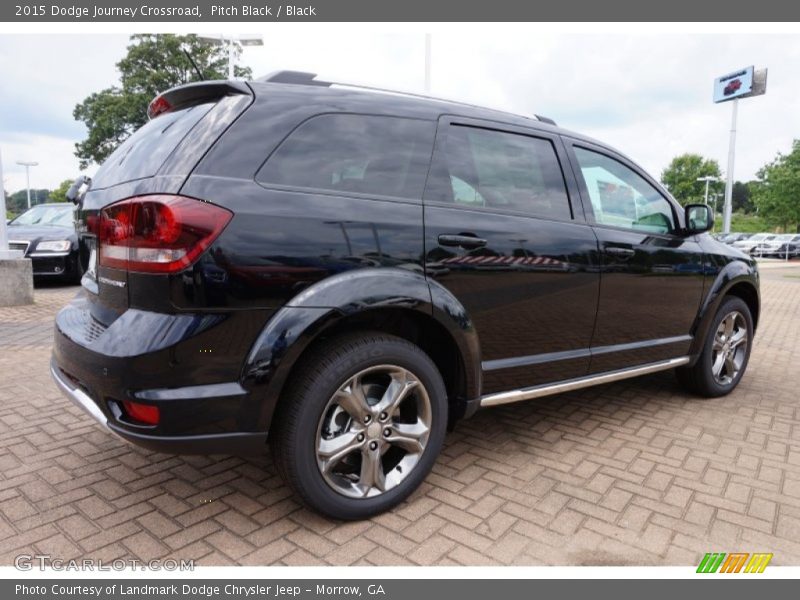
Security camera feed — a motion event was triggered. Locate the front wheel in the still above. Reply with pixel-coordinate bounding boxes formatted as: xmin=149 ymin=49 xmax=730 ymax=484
xmin=270 ymin=332 xmax=447 ymax=520
xmin=676 ymin=296 xmax=753 ymax=397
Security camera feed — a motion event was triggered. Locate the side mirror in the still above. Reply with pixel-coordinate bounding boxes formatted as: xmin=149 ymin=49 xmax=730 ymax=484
xmin=66 ymin=175 xmax=91 ymax=206
xmin=685 ymin=204 xmax=714 ymax=234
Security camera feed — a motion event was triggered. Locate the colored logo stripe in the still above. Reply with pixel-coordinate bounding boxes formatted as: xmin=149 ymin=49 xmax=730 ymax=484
xmin=720 ymin=553 xmax=749 ymax=573
xmin=696 ymin=552 xmax=773 ymax=573
xmin=744 ymin=553 xmax=773 ymax=573
xmin=697 ymin=553 xmax=726 ymax=573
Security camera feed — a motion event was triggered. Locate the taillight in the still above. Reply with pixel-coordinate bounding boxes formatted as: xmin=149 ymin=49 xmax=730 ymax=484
xmin=147 ymin=95 xmax=172 ymax=119
xmin=98 ymin=195 xmax=232 ymax=274
xmin=122 ymin=400 xmax=160 ymax=425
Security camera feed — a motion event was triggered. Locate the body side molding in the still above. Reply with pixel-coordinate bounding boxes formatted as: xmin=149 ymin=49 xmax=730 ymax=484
xmin=480 ymin=356 xmax=690 ymax=408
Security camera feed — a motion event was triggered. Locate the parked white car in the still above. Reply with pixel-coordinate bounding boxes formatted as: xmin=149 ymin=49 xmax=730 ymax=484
xmin=732 ymin=233 xmax=776 ymax=254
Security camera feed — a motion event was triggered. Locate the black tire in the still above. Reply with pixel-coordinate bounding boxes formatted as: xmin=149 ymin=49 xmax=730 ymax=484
xmin=65 ymin=252 xmax=84 ymax=285
xmin=270 ymin=332 xmax=447 ymax=520
xmin=676 ymin=296 xmax=753 ymax=397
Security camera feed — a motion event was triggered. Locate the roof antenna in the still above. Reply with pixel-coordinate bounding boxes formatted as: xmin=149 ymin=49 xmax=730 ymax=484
xmin=181 ymin=44 xmax=205 ymax=81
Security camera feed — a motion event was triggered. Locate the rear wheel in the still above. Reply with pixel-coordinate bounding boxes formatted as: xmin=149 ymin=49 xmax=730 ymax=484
xmin=270 ymin=332 xmax=447 ymax=520
xmin=676 ymin=296 xmax=753 ymax=397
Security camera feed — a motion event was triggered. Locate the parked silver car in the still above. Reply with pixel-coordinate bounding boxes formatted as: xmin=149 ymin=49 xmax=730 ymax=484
xmin=761 ymin=234 xmax=800 ymax=258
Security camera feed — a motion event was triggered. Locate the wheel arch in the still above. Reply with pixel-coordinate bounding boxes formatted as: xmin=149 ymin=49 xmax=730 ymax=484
xmin=726 ymin=280 xmax=760 ymax=331
xmin=241 ymin=268 xmax=482 ymax=432
xmin=689 ymin=261 xmax=760 ymax=359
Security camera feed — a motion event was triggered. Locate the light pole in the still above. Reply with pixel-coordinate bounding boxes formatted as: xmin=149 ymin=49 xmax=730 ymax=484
xmin=696 ymin=175 xmax=719 ymax=207
xmin=16 ymin=160 xmax=38 ymax=210
xmin=710 ymin=193 xmax=720 ymax=219
xmin=197 ymin=34 xmax=263 ymax=79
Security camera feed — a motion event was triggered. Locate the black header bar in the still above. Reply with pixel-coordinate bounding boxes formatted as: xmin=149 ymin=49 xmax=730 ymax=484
xmin=3 ymin=0 xmax=800 ymax=22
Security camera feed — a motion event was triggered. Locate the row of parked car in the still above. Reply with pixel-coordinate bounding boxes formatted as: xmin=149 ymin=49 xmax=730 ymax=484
xmin=712 ymin=232 xmax=800 ymax=258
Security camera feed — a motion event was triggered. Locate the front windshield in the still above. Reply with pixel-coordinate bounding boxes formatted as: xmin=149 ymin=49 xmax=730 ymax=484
xmin=750 ymin=234 xmax=768 ymax=242
xmin=10 ymin=205 xmax=75 ymax=228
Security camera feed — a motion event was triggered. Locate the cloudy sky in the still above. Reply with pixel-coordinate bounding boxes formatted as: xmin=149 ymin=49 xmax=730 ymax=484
xmin=1 ymin=30 xmax=799 ymax=195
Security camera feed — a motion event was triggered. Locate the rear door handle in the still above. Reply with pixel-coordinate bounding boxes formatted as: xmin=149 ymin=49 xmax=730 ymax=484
xmin=438 ymin=234 xmax=488 ymax=249
xmin=605 ymin=246 xmax=635 ymax=259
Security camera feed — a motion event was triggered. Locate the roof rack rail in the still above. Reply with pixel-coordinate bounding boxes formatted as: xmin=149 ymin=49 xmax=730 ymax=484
xmin=258 ymin=70 xmax=555 ymax=125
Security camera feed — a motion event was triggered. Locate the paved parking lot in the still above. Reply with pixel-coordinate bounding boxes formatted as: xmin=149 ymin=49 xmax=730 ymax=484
xmin=1 ymin=266 xmax=800 ymax=566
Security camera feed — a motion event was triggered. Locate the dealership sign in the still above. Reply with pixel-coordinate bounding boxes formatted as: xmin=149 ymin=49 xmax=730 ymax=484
xmin=713 ymin=66 xmax=754 ymax=102
xmin=713 ymin=66 xmax=768 ymax=103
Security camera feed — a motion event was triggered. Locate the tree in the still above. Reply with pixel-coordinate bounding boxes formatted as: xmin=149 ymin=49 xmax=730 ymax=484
xmin=49 ymin=179 xmax=74 ymax=203
xmin=731 ymin=181 xmax=754 ymax=214
xmin=74 ymin=34 xmax=252 ymax=168
xmin=660 ymin=153 xmax=722 ymax=206
xmin=7 ymin=189 xmax=51 ymax=213
xmin=752 ymin=140 xmax=800 ymax=232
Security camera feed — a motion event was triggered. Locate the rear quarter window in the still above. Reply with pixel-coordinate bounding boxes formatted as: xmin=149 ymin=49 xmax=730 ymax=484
xmin=256 ymin=114 xmax=436 ymax=201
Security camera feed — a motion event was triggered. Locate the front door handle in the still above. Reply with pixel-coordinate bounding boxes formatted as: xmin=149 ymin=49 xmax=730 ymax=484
xmin=438 ymin=234 xmax=488 ymax=249
xmin=605 ymin=246 xmax=635 ymax=259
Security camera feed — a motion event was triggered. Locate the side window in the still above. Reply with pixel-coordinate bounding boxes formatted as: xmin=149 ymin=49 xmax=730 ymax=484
xmin=425 ymin=124 xmax=572 ymax=219
xmin=573 ymin=147 xmax=675 ymax=234
xmin=257 ymin=114 xmax=435 ymax=200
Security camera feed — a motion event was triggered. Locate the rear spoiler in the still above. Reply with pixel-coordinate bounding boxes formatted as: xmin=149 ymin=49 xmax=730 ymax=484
xmin=147 ymin=80 xmax=252 ymax=119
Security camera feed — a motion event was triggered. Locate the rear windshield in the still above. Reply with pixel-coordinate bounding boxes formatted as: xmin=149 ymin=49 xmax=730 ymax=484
xmin=90 ymin=102 xmax=216 ymax=190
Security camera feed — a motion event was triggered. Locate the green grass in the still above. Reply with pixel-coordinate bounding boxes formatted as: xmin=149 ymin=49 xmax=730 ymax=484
xmin=711 ymin=211 xmax=770 ymax=234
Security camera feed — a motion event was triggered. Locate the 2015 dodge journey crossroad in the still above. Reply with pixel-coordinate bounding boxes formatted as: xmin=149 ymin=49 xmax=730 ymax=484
xmin=52 ymin=71 xmax=760 ymax=520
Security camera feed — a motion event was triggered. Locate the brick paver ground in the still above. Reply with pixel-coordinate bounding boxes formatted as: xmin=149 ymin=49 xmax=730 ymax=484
xmin=1 ymin=268 xmax=799 ymax=566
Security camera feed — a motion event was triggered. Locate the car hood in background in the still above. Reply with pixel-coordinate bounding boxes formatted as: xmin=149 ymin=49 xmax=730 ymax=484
xmin=6 ymin=224 xmax=75 ymax=241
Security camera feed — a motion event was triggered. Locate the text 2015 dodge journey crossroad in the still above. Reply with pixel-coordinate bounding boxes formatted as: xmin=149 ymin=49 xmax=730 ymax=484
xmin=52 ymin=72 xmax=759 ymax=519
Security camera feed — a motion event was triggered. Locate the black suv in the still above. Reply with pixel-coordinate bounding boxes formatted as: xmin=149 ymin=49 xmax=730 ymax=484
xmin=52 ymin=72 xmax=759 ymax=520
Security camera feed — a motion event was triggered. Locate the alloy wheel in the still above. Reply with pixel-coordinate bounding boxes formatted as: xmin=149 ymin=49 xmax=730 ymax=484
xmin=711 ymin=310 xmax=748 ymax=386
xmin=315 ymin=364 xmax=432 ymax=499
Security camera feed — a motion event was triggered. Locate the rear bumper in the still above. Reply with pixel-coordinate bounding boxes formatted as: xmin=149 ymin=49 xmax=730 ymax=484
xmin=50 ymin=290 xmax=269 ymax=455
xmin=50 ymin=360 xmax=109 ymax=430
xmin=51 ymin=358 xmax=267 ymax=454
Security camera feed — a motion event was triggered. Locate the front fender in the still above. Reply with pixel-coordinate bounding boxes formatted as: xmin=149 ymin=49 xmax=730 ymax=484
xmin=688 ymin=258 xmax=759 ymax=359
xmin=241 ymin=268 xmax=481 ymax=430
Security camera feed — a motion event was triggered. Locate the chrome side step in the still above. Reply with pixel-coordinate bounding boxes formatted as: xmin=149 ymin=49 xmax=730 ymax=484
xmin=479 ymin=356 xmax=691 ymax=408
